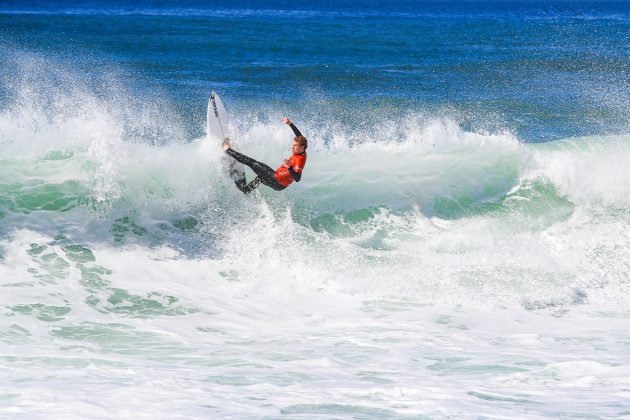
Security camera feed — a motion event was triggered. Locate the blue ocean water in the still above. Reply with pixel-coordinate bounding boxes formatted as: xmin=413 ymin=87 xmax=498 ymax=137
xmin=1 ymin=1 xmax=630 ymax=418
xmin=2 ymin=0 xmax=629 ymax=141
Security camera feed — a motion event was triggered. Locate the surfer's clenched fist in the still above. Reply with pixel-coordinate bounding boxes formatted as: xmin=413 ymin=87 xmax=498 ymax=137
xmin=282 ymin=117 xmax=292 ymax=125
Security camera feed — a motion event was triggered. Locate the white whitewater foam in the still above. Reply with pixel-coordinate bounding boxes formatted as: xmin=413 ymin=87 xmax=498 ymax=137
xmin=1 ymin=58 xmax=630 ymax=417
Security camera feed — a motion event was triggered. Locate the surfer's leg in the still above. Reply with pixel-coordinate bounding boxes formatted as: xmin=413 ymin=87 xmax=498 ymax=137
xmin=238 ymin=177 xmax=261 ymax=194
xmin=225 ymin=148 xmax=284 ymax=191
xmin=226 ymin=148 xmax=276 ymax=179
xmin=225 ymin=148 xmax=258 ymax=167
xmin=233 ymin=177 xmax=248 ymax=193
xmin=257 ymin=173 xmax=286 ymax=191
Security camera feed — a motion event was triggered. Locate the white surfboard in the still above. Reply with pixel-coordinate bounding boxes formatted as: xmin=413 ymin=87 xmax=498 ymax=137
xmin=207 ymin=91 xmax=246 ymax=189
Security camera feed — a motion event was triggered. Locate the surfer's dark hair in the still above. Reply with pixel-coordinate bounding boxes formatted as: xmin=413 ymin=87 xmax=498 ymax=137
xmin=294 ymin=136 xmax=308 ymax=150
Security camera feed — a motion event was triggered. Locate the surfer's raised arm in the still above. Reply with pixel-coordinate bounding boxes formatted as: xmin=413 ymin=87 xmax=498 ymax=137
xmin=282 ymin=117 xmax=302 ymax=137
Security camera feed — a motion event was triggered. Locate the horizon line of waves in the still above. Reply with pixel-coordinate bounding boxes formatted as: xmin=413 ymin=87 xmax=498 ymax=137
xmin=2 ymin=6 xmax=628 ymax=21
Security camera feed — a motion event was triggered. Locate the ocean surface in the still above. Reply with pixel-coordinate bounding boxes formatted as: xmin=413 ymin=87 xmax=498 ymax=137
xmin=1 ymin=0 xmax=630 ymax=418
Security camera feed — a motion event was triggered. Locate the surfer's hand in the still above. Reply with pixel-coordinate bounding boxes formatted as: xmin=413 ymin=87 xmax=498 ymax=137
xmin=282 ymin=117 xmax=292 ymax=125
xmin=223 ymin=138 xmax=230 ymax=151
xmin=283 ymin=159 xmax=290 ymax=167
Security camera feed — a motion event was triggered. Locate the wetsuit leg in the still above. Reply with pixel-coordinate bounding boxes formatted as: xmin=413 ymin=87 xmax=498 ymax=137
xmin=226 ymin=148 xmax=285 ymax=191
xmin=240 ymin=177 xmax=261 ymax=194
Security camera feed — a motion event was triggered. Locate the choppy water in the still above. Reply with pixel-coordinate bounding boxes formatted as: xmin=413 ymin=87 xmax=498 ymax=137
xmin=1 ymin=1 xmax=630 ymax=418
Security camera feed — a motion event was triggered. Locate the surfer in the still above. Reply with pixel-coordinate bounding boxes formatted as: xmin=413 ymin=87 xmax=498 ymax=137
xmin=223 ymin=117 xmax=307 ymax=193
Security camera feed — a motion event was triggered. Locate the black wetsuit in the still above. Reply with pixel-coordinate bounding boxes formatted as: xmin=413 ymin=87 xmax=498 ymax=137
xmin=225 ymin=123 xmax=303 ymax=194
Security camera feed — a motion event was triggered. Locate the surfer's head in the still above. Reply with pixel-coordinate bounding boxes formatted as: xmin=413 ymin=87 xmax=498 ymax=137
xmin=293 ymin=136 xmax=307 ymax=154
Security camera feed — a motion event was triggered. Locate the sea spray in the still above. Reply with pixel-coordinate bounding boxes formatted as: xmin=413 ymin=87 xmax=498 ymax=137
xmin=2 ymin=3 xmax=630 ymax=415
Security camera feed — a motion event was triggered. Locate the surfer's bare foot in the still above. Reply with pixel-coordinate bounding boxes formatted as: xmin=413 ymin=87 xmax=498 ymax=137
xmin=223 ymin=138 xmax=230 ymax=151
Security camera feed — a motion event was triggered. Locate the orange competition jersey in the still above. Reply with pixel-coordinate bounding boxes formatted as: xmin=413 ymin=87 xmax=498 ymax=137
xmin=274 ymin=153 xmax=307 ymax=188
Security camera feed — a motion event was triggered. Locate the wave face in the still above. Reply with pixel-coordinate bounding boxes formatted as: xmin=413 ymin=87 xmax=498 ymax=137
xmin=2 ymin=53 xmax=628 ymax=311
xmin=1 ymin=4 xmax=630 ymax=417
